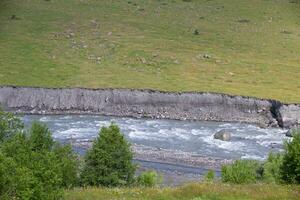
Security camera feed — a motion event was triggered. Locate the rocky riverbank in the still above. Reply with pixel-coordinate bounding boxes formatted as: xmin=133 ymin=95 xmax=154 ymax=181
xmin=71 ymin=139 xmax=227 ymax=185
xmin=71 ymin=138 xmax=230 ymax=169
xmin=0 ymin=86 xmax=299 ymax=128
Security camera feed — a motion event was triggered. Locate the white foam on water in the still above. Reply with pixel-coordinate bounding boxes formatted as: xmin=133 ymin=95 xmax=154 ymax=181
xmin=54 ymin=128 xmax=97 ymax=139
xmin=171 ymin=128 xmax=191 ymax=140
xmin=202 ymin=135 xmax=246 ymax=151
xmin=241 ymin=154 xmax=266 ymax=161
xmin=53 ymin=123 xmax=67 ymax=127
xmin=190 ymin=129 xmax=211 ymax=136
xmin=144 ymin=120 xmax=159 ymax=126
xmin=97 ymin=121 xmax=111 ymax=127
xmin=39 ymin=116 xmax=51 ymax=122
xmin=59 ymin=116 xmax=73 ymax=120
xmin=219 ymin=123 xmax=233 ymax=128
xmin=128 ymin=130 xmax=153 ymax=140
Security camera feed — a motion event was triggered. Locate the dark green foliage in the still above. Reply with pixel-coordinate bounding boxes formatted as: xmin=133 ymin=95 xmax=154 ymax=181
xmin=29 ymin=122 xmax=54 ymax=151
xmin=137 ymin=171 xmax=162 ymax=187
xmin=53 ymin=143 xmax=79 ymax=188
xmin=80 ymin=123 xmax=136 ymax=187
xmin=0 ymin=132 xmax=62 ymax=199
xmin=221 ymin=160 xmax=262 ymax=184
xmin=281 ymin=130 xmax=300 ymax=184
xmin=0 ymin=151 xmax=42 ymax=200
xmin=263 ymin=153 xmax=283 ymax=184
xmin=0 ymin=119 xmax=79 ymax=200
xmin=0 ymin=108 xmax=23 ymax=143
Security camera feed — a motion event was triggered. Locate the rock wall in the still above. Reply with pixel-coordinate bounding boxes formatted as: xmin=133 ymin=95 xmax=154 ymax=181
xmin=0 ymin=86 xmax=299 ymax=128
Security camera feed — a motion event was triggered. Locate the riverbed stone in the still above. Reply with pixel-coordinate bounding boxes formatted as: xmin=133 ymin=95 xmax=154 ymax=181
xmin=285 ymin=127 xmax=299 ymax=137
xmin=214 ymin=130 xmax=231 ymax=141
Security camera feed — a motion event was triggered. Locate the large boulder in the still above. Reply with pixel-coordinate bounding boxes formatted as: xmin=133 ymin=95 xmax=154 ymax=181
xmin=279 ymin=104 xmax=300 ymax=128
xmin=214 ymin=130 xmax=231 ymax=141
xmin=285 ymin=127 xmax=299 ymax=137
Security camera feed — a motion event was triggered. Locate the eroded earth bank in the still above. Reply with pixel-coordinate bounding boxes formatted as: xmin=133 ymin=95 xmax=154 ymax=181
xmin=0 ymin=86 xmax=299 ymax=128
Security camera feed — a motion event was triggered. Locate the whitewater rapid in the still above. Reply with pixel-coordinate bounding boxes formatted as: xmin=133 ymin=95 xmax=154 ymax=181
xmin=22 ymin=115 xmax=289 ymax=161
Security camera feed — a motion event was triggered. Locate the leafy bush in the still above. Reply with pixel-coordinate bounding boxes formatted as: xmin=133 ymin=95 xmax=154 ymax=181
xmin=0 ymin=108 xmax=23 ymax=143
xmin=281 ymin=129 xmax=300 ymax=184
xmin=29 ymin=122 xmax=54 ymax=151
xmin=221 ymin=160 xmax=262 ymax=184
xmin=204 ymin=170 xmax=215 ymax=182
xmin=80 ymin=123 xmax=136 ymax=187
xmin=262 ymin=153 xmax=283 ymax=184
xmin=53 ymin=143 xmax=79 ymax=188
xmin=0 ymin=121 xmax=79 ymax=200
xmin=137 ymin=170 xmax=162 ymax=187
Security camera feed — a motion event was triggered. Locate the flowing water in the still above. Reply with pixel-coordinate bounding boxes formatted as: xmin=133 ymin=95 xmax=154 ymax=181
xmin=22 ymin=114 xmax=288 ymax=161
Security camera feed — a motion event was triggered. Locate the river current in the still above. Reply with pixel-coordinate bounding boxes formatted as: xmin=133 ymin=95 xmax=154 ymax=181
xmin=22 ymin=114 xmax=288 ymax=161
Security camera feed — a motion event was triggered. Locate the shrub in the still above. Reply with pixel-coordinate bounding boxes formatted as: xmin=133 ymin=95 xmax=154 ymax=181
xmin=137 ymin=170 xmax=162 ymax=187
xmin=262 ymin=152 xmax=283 ymax=184
xmin=80 ymin=123 xmax=136 ymax=187
xmin=0 ymin=108 xmax=23 ymax=143
xmin=29 ymin=122 xmax=54 ymax=151
xmin=204 ymin=170 xmax=215 ymax=182
xmin=53 ymin=143 xmax=79 ymax=188
xmin=281 ymin=129 xmax=300 ymax=184
xmin=0 ymin=121 xmax=79 ymax=199
xmin=0 ymin=132 xmax=63 ymax=200
xmin=221 ymin=160 xmax=262 ymax=184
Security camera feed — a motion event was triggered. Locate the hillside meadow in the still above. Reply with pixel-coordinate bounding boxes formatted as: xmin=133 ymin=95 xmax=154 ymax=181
xmin=0 ymin=0 xmax=300 ymax=102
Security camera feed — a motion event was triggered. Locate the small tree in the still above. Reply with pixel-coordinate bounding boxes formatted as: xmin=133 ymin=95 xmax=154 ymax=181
xmin=281 ymin=130 xmax=300 ymax=184
xmin=80 ymin=123 xmax=136 ymax=187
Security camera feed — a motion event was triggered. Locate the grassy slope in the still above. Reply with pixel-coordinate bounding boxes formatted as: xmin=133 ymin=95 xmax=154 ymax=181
xmin=0 ymin=0 xmax=300 ymax=102
xmin=65 ymin=183 xmax=300 ymax=200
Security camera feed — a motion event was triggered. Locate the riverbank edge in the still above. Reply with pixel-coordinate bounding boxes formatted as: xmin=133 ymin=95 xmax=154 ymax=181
xmin=0 ymin=86 xmax=299 ymax=128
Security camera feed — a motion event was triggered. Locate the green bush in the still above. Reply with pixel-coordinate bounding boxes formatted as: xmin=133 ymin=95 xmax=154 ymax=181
xmin=0 ymin=108 xmax=23 ymax=143
xmin=262 ymin=153 xmax=283 ymax=184
xmin=53 ymin=143 xmax=79 ymax=188
xmin=137 ymin=170 xmax=162 ymax=187
xmin=281 ymin=129 xmax=300 ymax=184
xmin=0 ymin=121 xmax=79 ymax=199
xmin=204 ymin=170 xmax=215 ymax=182
xmin=221 ymin=160 xmax=262 ymax=184
xmin=80 ymin=123 xmax=136 ymax=187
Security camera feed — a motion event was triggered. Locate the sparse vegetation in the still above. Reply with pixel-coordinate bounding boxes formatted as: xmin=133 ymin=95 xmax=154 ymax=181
xmin=0 ymin=0 xmax=300 ymax=102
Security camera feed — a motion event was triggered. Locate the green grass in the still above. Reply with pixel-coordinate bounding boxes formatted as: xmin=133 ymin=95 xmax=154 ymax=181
xmin=1 ymin=0 xmax=300 ymax=102
xmin=65 ymin=183 xmax=300 ymax=200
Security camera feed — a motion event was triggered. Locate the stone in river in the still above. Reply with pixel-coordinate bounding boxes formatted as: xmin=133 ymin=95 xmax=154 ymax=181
xmin=285 ymin=127 xmax=299 ymax=137
xmin=214 ymin=130 xmax=231 ymax=141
